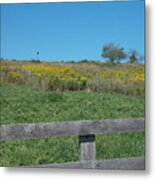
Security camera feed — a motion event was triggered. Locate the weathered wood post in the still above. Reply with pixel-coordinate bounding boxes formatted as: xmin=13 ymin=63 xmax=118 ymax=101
xmin=79 ymin=134 xmax=96 ymax=162
xmin=96 ymin=72 xmax=100 ymax=92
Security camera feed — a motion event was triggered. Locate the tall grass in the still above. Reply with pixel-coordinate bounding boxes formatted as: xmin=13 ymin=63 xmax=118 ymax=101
xmin=0 ymin=60 xmax=144 ymax=96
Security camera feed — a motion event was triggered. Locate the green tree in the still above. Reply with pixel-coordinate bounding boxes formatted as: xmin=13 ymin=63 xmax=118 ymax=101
xmin=101 ymin=43 xmax=126 ymax=64
xmin=128 ymin=49 xmax=138 ymax=63
xmin=128 ymin=50 xmax=144 ymax=64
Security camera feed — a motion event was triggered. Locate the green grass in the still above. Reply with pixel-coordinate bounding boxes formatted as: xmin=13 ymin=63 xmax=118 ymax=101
xmin=0 ymin=83 xmax=144 ymax=166
xmin=0 ymin=136 xmax=79 ymax=166
xmin=0 ymin=132 xmax=144 ymax=167
xmin=0 ymin=83 xmax=144 ymax=124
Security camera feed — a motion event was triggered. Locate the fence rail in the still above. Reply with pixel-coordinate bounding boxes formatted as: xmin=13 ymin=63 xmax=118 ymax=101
xmin=0 ymin=118 xmax=145 ymax=169
xmin=32 ymin=157 xmax=145 ymax=170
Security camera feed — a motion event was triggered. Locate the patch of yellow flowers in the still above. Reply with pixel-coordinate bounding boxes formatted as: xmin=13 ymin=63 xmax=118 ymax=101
xmin=100 ymin=67 xmax=144 ymax=83
xmin=0 ymin=61 xmax=144 ymax=93
xmin=20 ymin=64 xmax=87 ymax=82
xmin=0 ymin=63 xmax=87 ymax=90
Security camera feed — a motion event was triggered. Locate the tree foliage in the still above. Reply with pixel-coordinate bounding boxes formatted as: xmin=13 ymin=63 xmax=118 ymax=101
xmin=101 ymin=43 xmax=126 ymax=64
xmin=128 ymin=49 xmax=144 ymax=63
xmin=128 ymin=49 xmax=138 ymax=63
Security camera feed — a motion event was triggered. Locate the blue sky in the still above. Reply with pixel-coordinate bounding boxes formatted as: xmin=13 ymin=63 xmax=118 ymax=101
xmin=1 ymin=1 xmax=144 ymax=61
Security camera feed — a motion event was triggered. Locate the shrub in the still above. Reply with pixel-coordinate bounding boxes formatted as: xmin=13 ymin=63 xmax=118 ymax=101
xmin=7 ymin=71 xmax=24 ymax=84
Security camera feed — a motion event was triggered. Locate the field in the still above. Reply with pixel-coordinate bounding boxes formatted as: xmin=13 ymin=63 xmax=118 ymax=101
xmin=0 ymin=60 xmax=144 ymax=96
xmin=0 ymin=60 xmax=144 ymax=166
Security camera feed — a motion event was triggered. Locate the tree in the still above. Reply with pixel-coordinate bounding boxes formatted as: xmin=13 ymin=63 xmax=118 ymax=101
xmin=101 ymin=43 xmax=126 ymax=64
xmin=128 ymin=49 xmax=144 ymax=63
xmin=128 ymin=49 xmax=138 ymax=63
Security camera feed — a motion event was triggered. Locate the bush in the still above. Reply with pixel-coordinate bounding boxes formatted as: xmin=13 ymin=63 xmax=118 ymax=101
xmin=7 ymin=71 xmax=24 ymax=84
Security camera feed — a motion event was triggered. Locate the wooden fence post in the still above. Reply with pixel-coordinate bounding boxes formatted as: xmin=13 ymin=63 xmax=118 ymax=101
xmin=79 ymin=134 xmax=96 ymax=161
xmin=96 ymin=72 xmax=100 ymax=92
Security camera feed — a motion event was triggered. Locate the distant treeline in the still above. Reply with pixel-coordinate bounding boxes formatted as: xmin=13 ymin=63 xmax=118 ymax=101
xmin=0 ymin=43 xmax=144 ymax=64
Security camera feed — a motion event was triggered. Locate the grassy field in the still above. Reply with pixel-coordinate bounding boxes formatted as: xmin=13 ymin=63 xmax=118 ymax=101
xmin=0 ymin=60 xmax=144 ymax=166
xmin=0 ymin=60 xmax=144 ymax=97
xmin=0 ymin=83 xmax=144 ymax=166
xmin=1 ymin=133 xmax=144 ymax=166
xmin=0 ymin=83 xmax=144 ymax=124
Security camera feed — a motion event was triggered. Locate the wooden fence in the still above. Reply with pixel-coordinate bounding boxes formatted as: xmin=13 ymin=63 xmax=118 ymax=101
xmin=0 ymin=118 xmax=145 ymax=170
